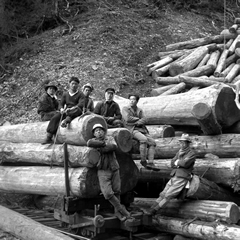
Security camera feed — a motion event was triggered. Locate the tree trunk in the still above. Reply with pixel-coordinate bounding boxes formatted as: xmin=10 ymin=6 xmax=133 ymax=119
xmin=0 ymin=205 xmax=74 ymax=240
xmin=132 ymin=198 xmax=240 ymax=224
xmin=0 ymin=141 xmax=100 ymax=167
xmin=147 ymin=125 xmax=175 ymax=139
xmin=197 ymin=53 xmax=210 ymax=67
xmin=213 ymin=49 xmax=229 ymax=77
xmin=169 ymin=46 xmax=208 ymax=76
xmin=132 ymin=133 xmax=240 ymax=159
xmin=166 ymin=34 xmax=236 ymax=51
xmin=0 ymin=113 xmax=107 ymax=146
xmin=134 ymin=157 xmax=240 ymax=191
xmin=152 ymin=215 xmax=240 ymax=240
xmin=191 ymin=102 xmax=222 ymax=135
xmin=151 ymin=85 xmax=177 ymax=96
xmin=207 ymin=50 xmax=221 ymax=68
xmin=161 ymin=82 xmax=186 ymax=96
xmin=115 ymin=84 xmax=240 ymax=127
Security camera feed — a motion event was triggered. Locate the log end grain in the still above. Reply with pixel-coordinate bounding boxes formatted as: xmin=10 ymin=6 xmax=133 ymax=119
xmin=229 ymin=203 xmax=240 ymax=223
xmin=191 ymin=103 xmax=211 ymax=120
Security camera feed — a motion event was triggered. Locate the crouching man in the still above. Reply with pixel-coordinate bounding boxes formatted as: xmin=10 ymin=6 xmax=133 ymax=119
xmin=146 ymin=134 xmax=196 ymax=215
xmin=87 ymin=124 xmax=133 ymax=221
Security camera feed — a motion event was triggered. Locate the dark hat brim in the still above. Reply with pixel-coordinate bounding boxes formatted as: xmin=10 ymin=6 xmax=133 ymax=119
xmin=105 ymin=88 xmax=115 ymax=93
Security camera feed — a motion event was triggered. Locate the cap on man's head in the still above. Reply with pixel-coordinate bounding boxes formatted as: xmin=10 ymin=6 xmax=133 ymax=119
xmin=45 ymin=81 xmax=58 ymax=92
xmin=179 ymin=134 xmax=191 ymax=142
xmin=92 ymin=123 xmax=106 ymax=132
xmin=105 ymin=88 xmax=115 ymax=93
xmin=83 ymin=83 xmax=94 ymax=91
xmin=69 ymin=76 xmax=80 ymax=84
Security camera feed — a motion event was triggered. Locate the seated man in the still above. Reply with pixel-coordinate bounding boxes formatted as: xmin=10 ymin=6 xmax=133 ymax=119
xmin=42 ymin=76 xmax=83 ymax=144
xmin=94 ymin=88 xmax=123 ymax=128
xmin=78 ymin=83 xmax=94 ymax=114
xmin=122 ymin=94 xmax=159 ymax=171
xmin=87 ymin=124 xmax=133 ymax=222
xmin=146 ymin=134 xmax=196 ymax=215
xmin=37 ymin=82 xmax=59 ymax=121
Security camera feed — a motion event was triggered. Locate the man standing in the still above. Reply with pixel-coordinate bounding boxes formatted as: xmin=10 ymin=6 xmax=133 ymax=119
xmin=42 ymin=76 xmax=83 ymax=144
xmin=94 ymin=88 xmax=123 ymax=128
xmin=37 ymin=82 xmax=59 ymax=121
xmin=146 ymin=134 xmax=196 ymax=215
xmin=122 ymin=94 xmax=158 ymax=171
xmin=87 ymin=124 xmax=132 ymax=222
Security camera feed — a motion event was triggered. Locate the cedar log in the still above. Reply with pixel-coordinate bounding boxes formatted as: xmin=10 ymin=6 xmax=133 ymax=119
xmin=197 ymin=53 xmax=210 ymax=67
xmin=229 ymin=24 xmax=239 ymax=34
xmin=225 ymin=53 xmax=239 ymax=67
xmin=152 ymin=216 xmax=240 ymax=240
xmin=226 ymin=39 xmax=234 ymax=49
xmin=115 ymin=84 xmax=240 ymax=127
xmin=151 ymin=85 xmax=177 ymax=96
xmin=0 ymin=205 xmax=74 ymax=240
xmin=147 ymin=125 xmax=175 ymax=138
xmin=191 ymin=103 xmax=222 ymax=135
xmin=225 ymin=64 xmax=240 ymax=83
xmin=181 ymin=64 xmax=215 ymax=77
xmin=213 ymin=49 xmax=229 ymax=77
xmin=207 ymin=50 xmax=220 ymax=68
xmin=161 ymin=82 xmax=186 ymax=96
xmin=146 ymin=57 xmax=173 ymax=75
xmin=132 ymin=198 xmax=240 ymax=224
xmin=220 ymin=63 xmax=235 ymax=77
xmin=229 ymin=35 xmax=240 ymax=54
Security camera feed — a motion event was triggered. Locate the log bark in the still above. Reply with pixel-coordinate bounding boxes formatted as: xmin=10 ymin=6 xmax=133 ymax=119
xmin=213 ymin=49 xmax=229 ymax=77
xmin=166 ymin=34 xmax=236 ymax=51
xmin=134 ymin=158 xmax=240 ymax=191
xmin=0 ymin=141 xmax=100 ymax=167
xmin=161 ymin=82 xmax=186 ymax=96
xmin=151 ymin=85 xmax=177 ymax=96
xmin=147 ymin=125 xmax=175 ymax=139
xmin=197 ymin=53 xmax=210 ymax=67
xmin=146 ymin=57 xmax=173 ymax=75
xmin=0 ymin=152 xmax=138 ymax=197
xmin=207 ymin=50 xmax=221 ymax=68
xmin=0 ymin=113 xmax=107 ymax=146
xmin=169 ymin=46 xmax=208 ymax=76
xmin=152 ymin=215 xmax=240 ymax=240
xmin=115 ymin=84 xmax=240 ymax=127
xmin=0 ymin=205 xmax=74 ymax=240
xmin=191 ymin=103 xmax=222 ymax=135
xmin=132 ymin=198 xmax=240 ymax=224
xmin=225 ymin=64 xmax=240 ymax=83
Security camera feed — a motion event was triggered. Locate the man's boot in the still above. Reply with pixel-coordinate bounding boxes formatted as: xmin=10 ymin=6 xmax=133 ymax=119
xmin=108 ymin=195 xmax=126 ymax=222
xmin=139 ymin=143 xmax=148 ymax=168
xmin=146 ymin=146 xmax=160 ymax=171
xmin=41 ymin=132 xmax=53 ymax=145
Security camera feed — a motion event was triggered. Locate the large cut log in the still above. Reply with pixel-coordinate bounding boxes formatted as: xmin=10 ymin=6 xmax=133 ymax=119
xmin=191 ymin=103 xmax=222 ymax=135
xmin=132 ymin=134 xmax=240 ymax=159
xmin=152 ymin=215 xmax=240 ymax=240
xmin=166 ymin=35 xmax=236 ymax=51
xmin=0 ymin=141 xmax=100 ymax=167
xmin=134 ymin=158 xmax=240 ymax=191
xmin=147 ymin=125 xmax=175 ymax=138
xmin=0 ymin=205 xmax=74 ymax=240
xmin=169 ymin=46 xmax=208 ymax=76
xmin=207 ymin=50 xmax=221 ymax=68
xmin=213 ymin=49 xmax=229 ymax=77
xmin=151 ymin=85 xmax=177 ymax=96
xmin=132 ymin=198 xmax=240 ymax=224
xmin=0 ymin=152 xmax=138 ymax=197
xmin=115 ymin=84 xmax=240 ymax=127
xmin=161 ymin=82 xmax=186 ymax=96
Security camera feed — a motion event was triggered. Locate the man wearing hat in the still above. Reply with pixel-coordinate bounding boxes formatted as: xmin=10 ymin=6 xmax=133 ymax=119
xmin=42 ymin=76 xmax=84 ymax=144
xmin=146 ymin=134 xmax=196 ymax=215
xmin=37 ymin=82 xmax=59 ymax=121
xmin=94 ymin=88 xmax=123 ymax=128
xmin=87 ymin=123 xmax=133 ymax=222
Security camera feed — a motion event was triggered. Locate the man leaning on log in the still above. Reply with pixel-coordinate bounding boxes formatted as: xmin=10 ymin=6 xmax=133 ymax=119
xmin=42 ymin=77 xmax=93 ymax=144
xmin=146 ymin=134 xmax=196 ymax=215
xmin=122 ymin=94 xmax=159 ymax=171
xmin=87 ymin=123 xmax=134 ymax=222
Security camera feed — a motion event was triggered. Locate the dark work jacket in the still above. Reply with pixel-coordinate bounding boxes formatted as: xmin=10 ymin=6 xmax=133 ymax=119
xmin=37 ymin=93 xmax=59 ymax=114
xmin=60 ymin=91 xmax=84 ymax=109
xmin=87 ymin=136 xmax=119 ymax=171
xmin=170 ymin=148 xmax=196 ymax=180
xmin=94 ymin=100 xmax=122 ymax=122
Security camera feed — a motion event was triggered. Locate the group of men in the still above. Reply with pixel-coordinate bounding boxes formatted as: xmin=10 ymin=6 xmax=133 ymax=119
xmin=37 ymin=76 xmax=196 ymax=220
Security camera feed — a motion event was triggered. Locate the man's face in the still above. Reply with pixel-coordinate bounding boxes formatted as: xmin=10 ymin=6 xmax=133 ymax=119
xmin=179 ymin=140 xmax=189 ymax=148
xmin=69 ymin=81 xmax=79 ymax=92
xmin=93 ymin=127 xmax=105 ymax=139
xmin=83 ymin=87 xmax=91 ymax=97
xmin=105 ymin=91 xmax=114 ymax=101
xmin=47 ymin=87 xmax=56 ymax=96
xmin=129 ymin=96 xmax=138 ymax=107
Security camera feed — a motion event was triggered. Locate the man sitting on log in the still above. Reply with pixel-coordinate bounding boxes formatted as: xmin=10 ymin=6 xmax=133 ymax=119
xmin=77 ymin=83 xmax=94 ymax=114
xmin=37 ymin=82 xmax=59 ymax=121
xmin=146 ymin=134 xmax=196 ymax=215
xmin=87 ymin=123 xmax=133 ymax=222
xmin=122 ymin=94 xmax=159 ymax=171
xmin=42 ymin=76 xmax=84 ymax=144
xmin=94 ymin=88 xmax=123 ymax=128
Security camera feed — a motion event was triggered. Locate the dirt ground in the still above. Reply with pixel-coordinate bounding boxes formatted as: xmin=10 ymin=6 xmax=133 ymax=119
xmin=0 ymin=1 xmax=239 ymax=239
